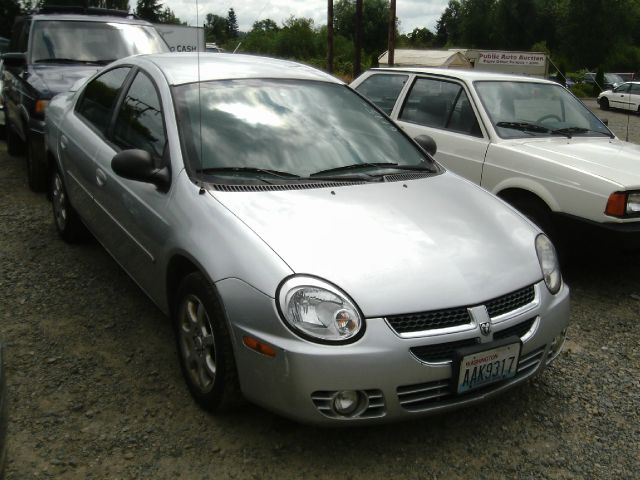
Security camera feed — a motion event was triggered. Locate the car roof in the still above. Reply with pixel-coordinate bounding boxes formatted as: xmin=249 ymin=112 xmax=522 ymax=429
xmin=23 ymin=13 xmax=152 ymax=25
xmin=134 ymin=53 xmax=342 ymax=86
xmin=363 ymin=67 xmax=557 ymax=85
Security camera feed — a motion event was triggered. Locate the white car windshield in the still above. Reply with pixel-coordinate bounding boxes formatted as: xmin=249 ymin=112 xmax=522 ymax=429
xmin=174 ymin=79 xmax=434 ymax=179
xmin=474 ymin=81 xmax=612 ymax=139
xmin=31 ymin=21 xmax=168 ymax=64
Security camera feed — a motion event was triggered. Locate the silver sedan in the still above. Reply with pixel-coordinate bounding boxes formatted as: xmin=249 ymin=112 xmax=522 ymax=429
xmin=44 ymin=53 xmax=569 ymax=425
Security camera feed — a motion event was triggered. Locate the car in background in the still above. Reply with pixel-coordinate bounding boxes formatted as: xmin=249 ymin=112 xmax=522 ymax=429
xmin=583 ymin=72 xmax=624 ymax=91
xmin=45 ymin=53 xmax=569 ymax=425
xmin=351 ymin=68 xmax=640 ymax=250
xmin=0 ymin=342 xmax=7 ymax=479
xmin=597 ymin=81 xmax=640 ymax=113
xmin=1 ymin=6 xmax=168 ymax=192
xmin=612 ymin=72 xmax=635 ymax=82
xmin=205 ymin=42 xmax=223 ymax=53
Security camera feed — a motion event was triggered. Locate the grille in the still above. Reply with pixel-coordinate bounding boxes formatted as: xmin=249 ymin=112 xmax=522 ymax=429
xmin=398 ymin=345 xmax=546 ymax=411
xmin=385 ymin=285 xmax=535 ymax=335
xmin=311 ymin=389 xmax=385 ymax=419
xmin=493 ymin=317 xmax=536 ymax=340
xmin=410 ymin=338 xmax=480 ymax=363
xmin=485 ymin=285 xmax=535 ymax=318
xmin=210 ymin=181 xmax=365 ymax=192
xmin=383 ymin=172 xmax=434 ymax=182
xmin=387 ymin=307 xmax=471 ymax=334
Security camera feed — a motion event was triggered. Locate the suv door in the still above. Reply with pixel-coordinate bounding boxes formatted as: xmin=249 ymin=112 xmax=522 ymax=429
xmin=395 ymin=76 xmax=488 ymax=184
xmin=91 ymin=69 xmax=171 ymax=300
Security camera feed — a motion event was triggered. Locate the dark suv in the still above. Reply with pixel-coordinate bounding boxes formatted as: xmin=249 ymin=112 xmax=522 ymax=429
xmin=2 ymin=7 xmax=168 ymax=191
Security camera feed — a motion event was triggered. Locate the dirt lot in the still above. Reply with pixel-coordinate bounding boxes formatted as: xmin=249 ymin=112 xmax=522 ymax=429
xmin=1 ymin=104 xmax=639 ymax=479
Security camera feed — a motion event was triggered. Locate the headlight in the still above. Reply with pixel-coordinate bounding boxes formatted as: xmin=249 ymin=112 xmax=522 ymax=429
xmin=605 ymin=191 xmax=640 ymax=217
xmin=277 ymin=276 xmax=364 ymax=343
xmin=535 ymin=234 xmax=561 ymax=294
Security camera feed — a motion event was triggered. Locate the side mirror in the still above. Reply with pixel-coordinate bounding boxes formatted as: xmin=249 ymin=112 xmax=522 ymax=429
xmin=2 ymin=52 xmax=26 ymax=68
xmin=112 ymin=149 xmax=170 ymax=189
xmin=414 ymin=134 xmax=437 ymax=156
xmin=600 ymin=118 xmax=609 ymax=126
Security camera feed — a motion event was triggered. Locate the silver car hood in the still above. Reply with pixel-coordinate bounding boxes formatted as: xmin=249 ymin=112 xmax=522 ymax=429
xmin=210 ymin=173 xmax=543 ymax=317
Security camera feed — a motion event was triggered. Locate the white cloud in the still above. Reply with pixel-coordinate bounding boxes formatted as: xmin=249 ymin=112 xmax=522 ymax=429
xmin=164 ymin=0 xmax=449 ymax=34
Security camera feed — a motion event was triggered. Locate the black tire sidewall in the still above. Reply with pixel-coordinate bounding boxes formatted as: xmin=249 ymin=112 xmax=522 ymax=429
xmin=174 ymin=272 xmax=238 ymax=412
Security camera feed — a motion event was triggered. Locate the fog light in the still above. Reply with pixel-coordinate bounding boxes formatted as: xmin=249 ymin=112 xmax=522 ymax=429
xmin=332 ymin=390 xmax=360 ymax=415
xmin=547 ymin=328 xmax=567 ymax=364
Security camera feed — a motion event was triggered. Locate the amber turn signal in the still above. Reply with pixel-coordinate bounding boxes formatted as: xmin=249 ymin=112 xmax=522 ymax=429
xmin=243 ymin=336 xmax=276 ymax=357
xmin=605 ymin=192 xmax=627 ymax=217
xmin=35 ymin=99 xmax=50 ymax=114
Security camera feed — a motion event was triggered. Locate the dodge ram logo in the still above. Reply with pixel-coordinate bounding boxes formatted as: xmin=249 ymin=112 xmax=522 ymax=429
xmin=480 ymin=322 xmax=492 ymax=336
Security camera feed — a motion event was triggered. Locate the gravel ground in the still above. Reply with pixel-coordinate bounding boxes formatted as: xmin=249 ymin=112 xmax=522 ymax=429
xmin=1 ymin=104 xmax=639 ymax=479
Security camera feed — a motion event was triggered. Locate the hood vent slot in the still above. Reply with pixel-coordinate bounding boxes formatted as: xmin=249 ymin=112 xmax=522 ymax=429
xmin=210 ymin=181 xmax=365 ymax=192
xmin=383 ymin=172 xmax=433 ymax=182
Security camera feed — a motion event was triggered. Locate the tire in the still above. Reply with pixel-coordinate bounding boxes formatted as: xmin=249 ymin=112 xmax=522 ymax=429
xmin=26 ymin=136 xmax=47 ymax=192
xmin=510 ymin=197 xmax=559 ymax=244
xmin=5 ymin=119 xmax=25 ymax=156
xmin=174 ymin=272 xmax=240 ymax=412
xmin=599 ymin=97 xmax=609 ymax=110
xmin=50 ymin=168 xmax=89 ymax=243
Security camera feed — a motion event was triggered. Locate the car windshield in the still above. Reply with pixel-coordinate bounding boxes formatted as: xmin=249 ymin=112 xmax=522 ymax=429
xmin=31 ymin=21 xmax=168 ymax=64
xmin=474 ymin=81 xmax=612 ymax=139
xmin=173 ymin=79 xmax=432 ymax=179
xmin=605 ymin=73 xmax=624 ymax=84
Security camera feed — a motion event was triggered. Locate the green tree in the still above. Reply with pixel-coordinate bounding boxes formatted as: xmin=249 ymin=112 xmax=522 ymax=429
xmin=226 ymin=7 xmax=239 ymax=38
xmin=405 ymin=27 xmax=435 ymax=48
xmin=135 ymin=0 xmax=162 ymax=22
xmin=0 ymin=0 xmax=21 ymax=38
xmin=435 ymin=0 xmax=462 ymax=47
xmin=334 ymin=0 xmax=391 ymax=64
xmin=205 ymin=13 xmax=227 ymax=43
xmin=158 ymin=7 xmax=183 ymax=25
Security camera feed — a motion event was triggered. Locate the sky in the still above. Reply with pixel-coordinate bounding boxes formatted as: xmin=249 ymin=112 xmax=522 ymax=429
xmin=166 ymin=0 xmax=450 ymax=35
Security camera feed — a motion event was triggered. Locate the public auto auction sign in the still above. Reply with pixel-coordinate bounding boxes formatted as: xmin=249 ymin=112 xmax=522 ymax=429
xmin=477 ymin=51 xmax=546 ymax=66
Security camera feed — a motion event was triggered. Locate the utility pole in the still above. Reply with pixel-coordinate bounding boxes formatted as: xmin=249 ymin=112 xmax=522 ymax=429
xmin=388 ymin=0 xmax=396 ymax=66
xmin=327 ymin=0 xmax=334 ymax=73
xmin=354 ymin=0 xmax=363 ymax=78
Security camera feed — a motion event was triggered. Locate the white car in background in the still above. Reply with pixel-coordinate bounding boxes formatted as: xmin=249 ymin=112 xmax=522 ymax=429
xmin=597 ymin=82 xmax=640 ymax=113
xmin=352 ymin=68 xmax=640 ymax=249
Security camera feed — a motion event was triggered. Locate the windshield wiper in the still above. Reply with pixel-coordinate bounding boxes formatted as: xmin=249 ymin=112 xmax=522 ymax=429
xmin=495 ymin=121 xmax=550 ymax=134
xmin=34 ymin=58 xmax=102 ymax=65
xmin=550 ymin=127 xmax=614 ymax=139
xmin=197 ymin=167 xmax=300 ymax=179
xmin=311 ymin=162 xmax=432 ymax=177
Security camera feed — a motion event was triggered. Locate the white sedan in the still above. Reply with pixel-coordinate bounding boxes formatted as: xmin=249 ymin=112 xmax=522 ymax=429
xmin=352 ymin=68 xmax=640 ymax=249
xmin=597 ymin=82 xmax=640 ymax=113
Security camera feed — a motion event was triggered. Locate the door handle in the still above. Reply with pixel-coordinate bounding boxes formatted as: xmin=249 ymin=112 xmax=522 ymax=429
xmin=60 ymin=134 xmax=68 ymax=149
xmin=96 ymin=168 xmax=107 ymax=187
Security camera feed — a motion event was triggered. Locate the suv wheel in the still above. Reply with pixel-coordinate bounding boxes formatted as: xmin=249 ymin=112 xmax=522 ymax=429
xmin=51 ymin=168 xmax=89 ymax=242
xmin=5 ymin=119 xmax=25 ymax=156
xmin=26 ymin=136 xmax=47 ymax=192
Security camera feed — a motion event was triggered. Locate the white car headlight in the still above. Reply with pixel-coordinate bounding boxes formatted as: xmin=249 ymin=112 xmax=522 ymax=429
xmin=535 ymin=234 xmax=561 ymax=294
xmin=626 ymin=192 xmax=640 ymax=214
xmin=277 ymin=276 xmax=364 ymax=343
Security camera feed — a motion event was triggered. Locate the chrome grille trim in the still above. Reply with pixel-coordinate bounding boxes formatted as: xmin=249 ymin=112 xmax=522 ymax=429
xmin=385 ymin=284 xmax=538 ymax=337
xmin=397 ymin=345 xmax=546 ymax=412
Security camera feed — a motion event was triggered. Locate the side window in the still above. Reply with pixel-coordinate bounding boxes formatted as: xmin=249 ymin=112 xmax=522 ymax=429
xmin=614 ymin=84 xmax=631 ymax=93
xmin=354 ymin=74 xmax=408 ymax=115
xmin=113 ymin=72 xmax=166 ymax=161
xmin=631 ymin=84 xmax=640 ymax=95
xmin=19 ymin=20 xmax=31 ymax=52
xmin=399 ymin=77 xmax=481 ymax=136
xmin=76 ymin=67 xmax=131 ymax=135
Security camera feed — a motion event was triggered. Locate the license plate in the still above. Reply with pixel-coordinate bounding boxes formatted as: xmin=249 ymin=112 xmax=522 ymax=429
xmin=456 ymin=342 xmax=520 ymax=394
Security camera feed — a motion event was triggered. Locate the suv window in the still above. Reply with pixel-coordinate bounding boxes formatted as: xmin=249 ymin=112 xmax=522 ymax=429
xmin=76 ymin=67 xmax=131 ymax=135
xmin=354 ymin=73 xmax=408 ymax=115
xmin=113 ymin=72 xmax=166 ymax=161
xmin=400 ymin=77 xmax=481 ymax=136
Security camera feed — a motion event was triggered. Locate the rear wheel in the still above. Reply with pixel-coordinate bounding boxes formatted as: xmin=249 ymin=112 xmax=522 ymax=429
xmin=174 ymin=272 xmax=240 ymax=412
xmin=599 ymin=97 xmax=609 ymax=110
xmin=51 ymin=168 xmax=89 ymax=243
xmin=27 ymin=136 xmax=47 ymax=192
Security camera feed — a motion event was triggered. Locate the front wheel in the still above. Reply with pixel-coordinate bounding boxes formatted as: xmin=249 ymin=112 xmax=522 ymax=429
xmin=599 ymin=98 xmax=609 ymax=110
xmin=174 ymin=272 xmax=240 ymax=412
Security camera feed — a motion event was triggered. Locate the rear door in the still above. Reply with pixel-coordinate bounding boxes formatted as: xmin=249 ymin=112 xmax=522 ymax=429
xmin=609 ymin=83 xmax=632 ymax=110
xmin=395 ymin=76 xmax=489 ymax=184
xmin=629 ymin=83 xmax=640 ymax=112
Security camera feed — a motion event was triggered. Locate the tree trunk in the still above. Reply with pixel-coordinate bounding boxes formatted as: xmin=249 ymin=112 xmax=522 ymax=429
xmin=327 ymin=0 xmax=334 ymax=73
xmin=388 ymin=0 xmax=396 ymax=66
xmin=354 ymin=0 xmax=363 ymax=78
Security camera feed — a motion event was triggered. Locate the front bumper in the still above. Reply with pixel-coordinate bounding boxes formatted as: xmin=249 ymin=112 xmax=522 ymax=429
xmin=218 ymin=278 xmax=570 ymax=425
xmin=554 ymin=212 xmax=640 ymax=251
